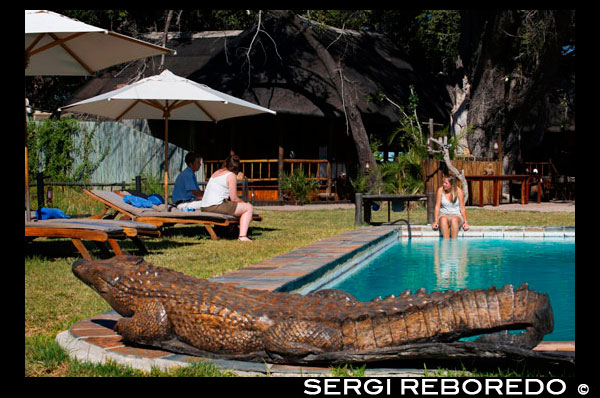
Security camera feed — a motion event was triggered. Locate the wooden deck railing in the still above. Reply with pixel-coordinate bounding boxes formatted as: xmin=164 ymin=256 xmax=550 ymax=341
xmin=203 ymin=159 xmax=331 ymax=182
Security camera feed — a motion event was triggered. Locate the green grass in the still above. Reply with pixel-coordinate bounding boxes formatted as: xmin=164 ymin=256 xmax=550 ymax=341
xmin=366 ymin=201 xmax=575 ymax=226
xmin=25 ymin=191 xmax=574 ymax=377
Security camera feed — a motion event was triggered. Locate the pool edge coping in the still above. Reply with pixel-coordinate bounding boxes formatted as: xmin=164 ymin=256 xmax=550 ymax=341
xmin=210 ymin=225 xmax=575 ymax=291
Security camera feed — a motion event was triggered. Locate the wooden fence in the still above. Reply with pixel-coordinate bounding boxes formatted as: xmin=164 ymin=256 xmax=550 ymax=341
xmin=422 ymin=159 xmax=502 ymax=205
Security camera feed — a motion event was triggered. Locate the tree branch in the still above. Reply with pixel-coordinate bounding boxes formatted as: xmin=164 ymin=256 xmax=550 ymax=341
xmin=160 ymin=10 xmax=173 ymax=71
xmin=429 ymin=137 xmax=469 ymax=204
xmin=244 ymin=10 xmax=282 ymax=88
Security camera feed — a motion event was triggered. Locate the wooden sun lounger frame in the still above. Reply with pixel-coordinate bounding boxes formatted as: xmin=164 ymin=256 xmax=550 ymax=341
xmin=25 ymin=218 xmax=161 ymax=259
xmin=25 ymin=222 xmax=125 ymax=260
xmin=56 ymin=219 xmax=161 ymax=254
xmin=84 ymin=189 xmax=261 ymax=240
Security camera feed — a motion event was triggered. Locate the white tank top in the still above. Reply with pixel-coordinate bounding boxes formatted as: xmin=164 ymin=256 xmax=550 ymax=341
xmin=440 ymin=191 xmax=461 ymax=216
xmin=201 ymin=172 xmax=232 ymax=207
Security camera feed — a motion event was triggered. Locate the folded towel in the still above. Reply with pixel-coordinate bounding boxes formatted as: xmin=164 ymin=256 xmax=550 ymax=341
xmin=147 ymin=194 xmax=165 ymax=205
xmin=36 ymin=207 xmax=70 ymax=220
xmin=123 ymin=195 xmax=154 ymax=208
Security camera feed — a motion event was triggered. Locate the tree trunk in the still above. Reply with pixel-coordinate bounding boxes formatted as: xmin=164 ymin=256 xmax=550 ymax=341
xmin=286 ymin=11 xmax=380 ymax=191
xmin=449 ymin=72 xmax=471 ymax=156
xmin=160 ymin=10 xmax=174 ymax=71
xmin=458 ymin=10 xmax=573 ymax=177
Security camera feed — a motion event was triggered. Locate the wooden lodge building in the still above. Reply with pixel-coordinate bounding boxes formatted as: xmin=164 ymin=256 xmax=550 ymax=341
xmin=68 ymin=12 xmax=449 ymax=202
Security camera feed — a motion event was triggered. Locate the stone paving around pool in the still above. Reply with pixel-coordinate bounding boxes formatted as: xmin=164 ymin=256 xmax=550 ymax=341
xmin=56 ymin=224 xmax=575 ymax=375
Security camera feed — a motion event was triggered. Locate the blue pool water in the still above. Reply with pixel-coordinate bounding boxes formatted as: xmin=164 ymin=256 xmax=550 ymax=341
xmin=330 ymin=238 xmax=574 ymax=341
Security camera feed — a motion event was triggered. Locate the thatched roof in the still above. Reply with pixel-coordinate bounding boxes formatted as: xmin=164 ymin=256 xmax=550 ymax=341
xmin=69 ymin=11 xmax=449 ymax=127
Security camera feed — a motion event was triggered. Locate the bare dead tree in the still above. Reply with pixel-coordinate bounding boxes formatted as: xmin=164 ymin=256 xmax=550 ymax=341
xmin=243 ymin=10 xmax=282 ymax=88
xmin=428 ymin=136 xmax=469 ymax=204
xmin=160 ymin=10 xmax=174 ymax=71
xmin=285 ymin=11 xmax=379 ymax=190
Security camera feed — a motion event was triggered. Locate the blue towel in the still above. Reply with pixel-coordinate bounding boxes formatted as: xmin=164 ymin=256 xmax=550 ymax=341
xmin=147 ymin=194 xmax=165 ymax=205
xmin=36 ymin=207 xmax=70 ymax=220
xmin=123 ymin=195 xmax=154 ymax=208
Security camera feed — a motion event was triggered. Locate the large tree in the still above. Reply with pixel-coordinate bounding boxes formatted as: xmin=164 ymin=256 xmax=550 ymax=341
xmin=457 ymin=10 xmax=575 ymax=173
xmin=280 ymin=11 xmax=380 ymax=189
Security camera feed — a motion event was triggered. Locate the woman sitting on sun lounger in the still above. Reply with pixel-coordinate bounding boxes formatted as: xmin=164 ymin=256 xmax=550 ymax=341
xmin=201 ymin=155 xmax=255 ymax=241
xmin=174 ymin=153 xmax=255 ymax=241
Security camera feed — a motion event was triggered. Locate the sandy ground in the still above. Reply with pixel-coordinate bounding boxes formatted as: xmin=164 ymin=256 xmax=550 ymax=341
xmin=256 ymin=200 xmax=575 ymax=213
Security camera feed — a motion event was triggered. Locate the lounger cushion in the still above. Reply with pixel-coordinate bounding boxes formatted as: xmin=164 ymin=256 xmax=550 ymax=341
xmin=25 ymin=220 xmax=123 ymax=233
xmin=90 ymin=190 xmax=237 ymax=220
xmin=90 ymin=190 xmax=156 ymax=216
xmin=140 ymin=209 xmax=238 ymax=220
xmin=55 ymin=219 xmax=158 ymax=230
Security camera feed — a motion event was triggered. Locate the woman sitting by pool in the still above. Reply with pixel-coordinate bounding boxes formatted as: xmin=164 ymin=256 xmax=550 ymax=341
xmin=432 ymin=175 xmax=470 ymax=238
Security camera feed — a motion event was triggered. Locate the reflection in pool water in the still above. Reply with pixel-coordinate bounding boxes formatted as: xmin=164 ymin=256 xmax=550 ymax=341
xmin=330 ymin=238 xmax=574 ymax=341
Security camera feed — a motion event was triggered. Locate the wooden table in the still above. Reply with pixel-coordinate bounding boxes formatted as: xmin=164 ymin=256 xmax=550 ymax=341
xmin=465 ymin=175 xmax=542 ymax=207
xmin=355 ymin=194 xmax=427 ymax=229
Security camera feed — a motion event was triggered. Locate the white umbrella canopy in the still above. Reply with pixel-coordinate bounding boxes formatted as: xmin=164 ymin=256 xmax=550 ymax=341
xmin=25 ymin=10 xmax=175 ymax=76
xmin=62 ymin=69 xmax=275 ymax=121
xmin=62 ymin=69 xmax=276 ymax=203
xmin=25 ymin=9 xmax=175 ymax=222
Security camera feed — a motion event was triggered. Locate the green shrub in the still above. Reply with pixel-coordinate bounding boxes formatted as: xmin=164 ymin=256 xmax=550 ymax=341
xmin=27 ymin=117 xmax=104 ymax=183
xmin=27 ymin=117 xmax=77 ymax=181
xmin=279 ymin=167 xmax=320 ymax=203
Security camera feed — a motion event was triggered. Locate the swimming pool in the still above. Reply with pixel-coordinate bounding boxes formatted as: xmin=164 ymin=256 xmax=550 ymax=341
xmin=321 ymin=238 xmax=575 ymax=341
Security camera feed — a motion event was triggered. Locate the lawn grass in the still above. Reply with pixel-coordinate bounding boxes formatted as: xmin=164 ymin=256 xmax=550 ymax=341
xmin=24 ymin=194 xmax=574 ymax=377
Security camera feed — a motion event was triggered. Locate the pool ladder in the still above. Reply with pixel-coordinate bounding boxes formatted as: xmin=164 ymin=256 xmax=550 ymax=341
xmin=390 ymin=218 xmax=412 ymax=238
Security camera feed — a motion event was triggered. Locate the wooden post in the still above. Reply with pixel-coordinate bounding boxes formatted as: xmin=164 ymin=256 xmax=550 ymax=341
xmin=36 ymin=172 xmax=45 ymax=208
xmin=327 ymin=119 xmax=335 ymax=196
xmin=426 ymin=191 xmax=435 ymax=224
xmin=355 ymin=193 xmax=363 ymax=225
xmin=326 ymin=161 xmax=332 ymax=197
xmin=242 ymin=178 xmax=249 ymax=202
xmin=25 ymin=98 xmax=32 ymax=222
xmin=428 ymin=118 xmax=434 ymax=139
xmin=163 ymin=106 xmax=170 ymax=206
xmin=278 ymin=135 xmax=284 ymax=202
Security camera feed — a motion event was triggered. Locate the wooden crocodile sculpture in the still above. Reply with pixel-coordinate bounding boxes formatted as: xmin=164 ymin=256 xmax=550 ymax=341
xmin=73 ymin=255 xmax=563 ymax=364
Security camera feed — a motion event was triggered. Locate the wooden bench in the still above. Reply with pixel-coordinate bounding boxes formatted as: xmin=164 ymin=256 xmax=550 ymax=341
xmin=465 ymin=175 xmax=541 ymax=206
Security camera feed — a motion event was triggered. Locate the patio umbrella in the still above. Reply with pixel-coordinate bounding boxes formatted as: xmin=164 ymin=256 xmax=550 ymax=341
xmin=26 ymin=10 xmax=174 ymax=76
xmin=61 ymin=69 xmax=276 ymax=204
xmin=25 ymin=10 xmax=175 ymax=221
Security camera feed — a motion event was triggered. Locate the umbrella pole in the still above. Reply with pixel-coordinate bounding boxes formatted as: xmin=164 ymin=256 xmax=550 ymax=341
xmin=164 ymin=111 xmax=169 ymax=207
xmin=25 ymin=145 xmax=31 ymax=221
xmin=25 ymin=98 xmax=31 ymax=222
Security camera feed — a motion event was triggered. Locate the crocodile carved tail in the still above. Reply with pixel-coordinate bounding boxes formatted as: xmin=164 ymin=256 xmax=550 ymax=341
xmin=342 ymin=285 xmax=553 ymax=352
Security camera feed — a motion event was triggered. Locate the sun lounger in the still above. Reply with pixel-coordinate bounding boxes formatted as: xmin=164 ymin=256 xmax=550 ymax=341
xmin=25 ymin=219 xmax=125 ymax=259
xmin=25 ymin=217 xmax=160 ymax=258
xmin=83 ymin=189 xmax=262 ymax=240
xmin=54 ymin=218 xmax=160 ymax=254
